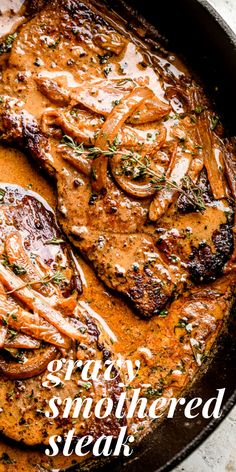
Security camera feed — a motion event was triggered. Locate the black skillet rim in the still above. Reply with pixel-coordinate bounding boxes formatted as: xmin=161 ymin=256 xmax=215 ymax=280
xmin=158 ymin=1 xmax=236 ymax=469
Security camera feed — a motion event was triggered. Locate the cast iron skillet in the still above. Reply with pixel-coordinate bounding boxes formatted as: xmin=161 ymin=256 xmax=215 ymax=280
xmin=92 ymin=1 xmax=236 ymax=471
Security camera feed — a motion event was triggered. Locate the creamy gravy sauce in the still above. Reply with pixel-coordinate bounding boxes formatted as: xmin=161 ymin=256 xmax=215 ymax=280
xmin=0 ymin=0 xmax=25 ymax=37
xmin=0 ymin=1 xmax=234 ymax=471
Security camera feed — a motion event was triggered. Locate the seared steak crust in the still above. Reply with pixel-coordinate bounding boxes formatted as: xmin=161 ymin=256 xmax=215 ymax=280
xmin=189 ymin=223 xmax=234 ymax=283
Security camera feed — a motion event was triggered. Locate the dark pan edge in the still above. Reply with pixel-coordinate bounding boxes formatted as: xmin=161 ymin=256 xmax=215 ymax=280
xmin=160 ymin=391 xmax=236 ymax=472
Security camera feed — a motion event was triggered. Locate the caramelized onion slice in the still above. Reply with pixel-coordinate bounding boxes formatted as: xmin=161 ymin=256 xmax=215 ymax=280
xmin=0 ymin=308 xmax=70 ymax=349
xmin=0 ymin=325 xmax=7 ymax=348
xmin=5 ymin=232 xmax=53 ymax=297
xmin=119 ymin=123 xmax=167 ymax=154
xmin=4 ymin=334 xmax=40 ymax=349
xmin=92 ymin=87 xmax=152 ymax=192
xmin=41 ymin=109 xmax=62 ymax=139
xmin=110 ymin=125 xmax=167 ymax=198
xmin=149 ymin=144 xmax=193 ymax=221
xmin=62 ymin=150 xmax=92 ymax=176
xmin=0 ymin=264 xmax=87 ymax=343
xmin=198 ymin=112 xmax=227 ymax=200
xmin=38 ymin=77 xmax=170 ymax=124
xmin=0 ymin=346 xmax=57 ymax=379
xmin=127 ymin=96 xmax=171 ymax=124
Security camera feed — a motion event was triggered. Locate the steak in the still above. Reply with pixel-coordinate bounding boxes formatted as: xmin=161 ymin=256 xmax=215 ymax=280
xmin=0 ymin=0 xmax=234 ymax=317
xmin=0 ymin=185 xmax=126 ymax=446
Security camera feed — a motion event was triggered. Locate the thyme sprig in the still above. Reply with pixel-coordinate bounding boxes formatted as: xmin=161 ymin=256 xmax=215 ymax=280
xmin=61 ymin=135 xmax=206 ymax=212
xmin=6 ymin=270 xmax=66 ymax=295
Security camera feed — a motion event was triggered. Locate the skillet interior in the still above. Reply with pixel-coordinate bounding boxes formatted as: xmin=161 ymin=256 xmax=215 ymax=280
xmin=89 ymin=1 xmax=236 ymax=471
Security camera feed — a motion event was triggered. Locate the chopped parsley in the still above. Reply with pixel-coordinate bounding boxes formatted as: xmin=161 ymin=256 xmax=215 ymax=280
xmin=211 ymin=115 xmax=220 ymax=130
xmin=0 ymin=188 xmax=5 ymax=203
xmin=0 ymin=33 xmax=17 ymax=55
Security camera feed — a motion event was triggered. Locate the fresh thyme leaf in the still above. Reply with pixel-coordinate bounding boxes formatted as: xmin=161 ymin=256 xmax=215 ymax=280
xmin=7 ymin=328 xmax=18 ymax=340
xmin=146 ymin=387 xmax=163 ymax=398
xmin=182 ymin=176 xmax=206 ymax=212
xmin=194 ymin=105 xmax=205 ymax=114
xmin=11 ymin=264 xmax=27 ymax=276
xmin=61 ymin=135 xmax=86 ymax=156
xmin=159 ymin=309 xmax=168 ymax=318
xmin=45 ymin=236 xmax=65 ymax=245
xmin=0 ymin=33 xmax=17 ymax=55
xmin=1 ymin=255 xmax=27 ymax=275
xmin=0 ymin=188 xmax=5 ymax=203
xmin=51 ymin=270 xmax=67 ymax=285
xmin=176 ymin=318 xmax=188 ymax=328
xmin=5 ymin=269 xmax=67 ymax=295
xmin=211 ymin=115 xmax=220 ymax=131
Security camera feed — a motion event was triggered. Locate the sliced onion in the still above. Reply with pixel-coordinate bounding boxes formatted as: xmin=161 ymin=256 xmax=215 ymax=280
xmin=128 ymin=96 xmax=171 ymax=124
xmin=0 ymin=325 xmax=7 ymax=348
xmin=110 ymin=125 xmax=167 ymax=198
xmin=62 ymin=149 xmax=92 ymax=176
xmin=5 ymin=232 xmax=53 ymax=298
xmin=0 ymin=346 xmax=57 ymax=379
xmin=149 ymin=143 xmax=192 ymax=221
xmin=110 ymin=155 xmax=157 ymax=198
xmin=92 ymin=87 xmax=153 ymax=192
xmin=4 ymin=334 xmax=40 ymax=349
xmin=0 ymin=264 xmax=87 ymax=343
xmin=200 ymin=114 xmax=227 ymax=200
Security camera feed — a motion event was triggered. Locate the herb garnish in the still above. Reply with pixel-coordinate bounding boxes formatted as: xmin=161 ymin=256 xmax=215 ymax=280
xmin=211 ymin=115 xmax=220 ymax=131
xmin=45 ymin=236 xmax=65 ymax=245
xmin=5 ymin=270 xmax=67 ymax=295
xmin=0 ymin=33 xmax=17 ymax=55
xmin=97 ymin=53 xmax=111 ymax=64
xmin=0 ymin=453 xmax=15 ymax=464
xmin=61 ymin=136 xmax=206 ymax=213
